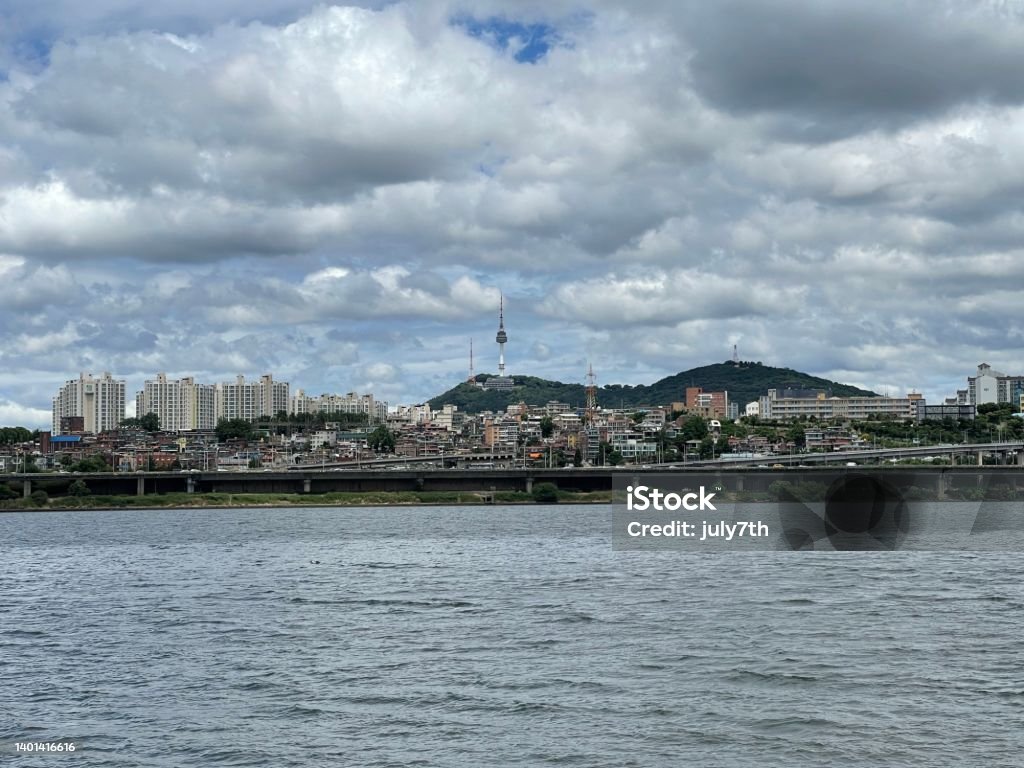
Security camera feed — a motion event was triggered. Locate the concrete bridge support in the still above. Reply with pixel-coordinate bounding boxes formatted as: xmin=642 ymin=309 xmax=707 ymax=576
xmin=137 ymin=476 xmax=145 ymax=496
xmin=977 ymin=451 xmax=984 ymax=466
xmin=22 ymin=479 xmax=30 ymax=498
xmin=186 ymin=475 xmax=195 ymax=494
xmin=303 ymin=478 xmax=311 ymax=494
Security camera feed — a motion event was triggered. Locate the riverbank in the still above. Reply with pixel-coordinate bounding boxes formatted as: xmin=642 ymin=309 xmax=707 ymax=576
xmin=0 ymin=489 xmax=613 ymax=511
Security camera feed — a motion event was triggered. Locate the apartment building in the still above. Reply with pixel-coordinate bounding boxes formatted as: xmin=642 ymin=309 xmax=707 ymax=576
xmin=52 ymin=372 xmax=126 ymax=435
xmin=137 ymin=374 xmax=216 ymax=432
xmin=758 ymin=389 xmax=921 ymax=421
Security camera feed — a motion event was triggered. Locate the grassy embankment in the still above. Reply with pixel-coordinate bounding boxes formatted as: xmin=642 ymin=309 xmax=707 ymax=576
xmin=0 ymin=489 xmax=613 ymax=511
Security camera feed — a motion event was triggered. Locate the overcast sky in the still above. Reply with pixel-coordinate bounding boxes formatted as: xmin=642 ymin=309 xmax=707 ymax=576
xmin=3 ymin=0 xmax=1024 ymax=428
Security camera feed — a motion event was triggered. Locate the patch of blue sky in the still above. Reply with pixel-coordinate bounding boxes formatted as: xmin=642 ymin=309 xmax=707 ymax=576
xmin=10 ymin=31 xmax=55 ymax=72
xmin=453 ymin=15 xmax=560 ymax=63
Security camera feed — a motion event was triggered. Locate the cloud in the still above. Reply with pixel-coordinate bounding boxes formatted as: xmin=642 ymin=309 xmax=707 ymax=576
xmin=0 ymin=398 xmax=51 ymax=430
xmin=681 ymin=0 xmax=1024 ymax=138
xmin=539 ymin=271 xmax=806 ymax=327
xmin=1 ymin=1 xmax=1024 ymax=420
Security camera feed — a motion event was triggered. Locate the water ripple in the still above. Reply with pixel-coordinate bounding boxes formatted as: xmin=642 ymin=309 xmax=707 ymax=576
xmin=1 ymin=504 xmax=1022 ymax=767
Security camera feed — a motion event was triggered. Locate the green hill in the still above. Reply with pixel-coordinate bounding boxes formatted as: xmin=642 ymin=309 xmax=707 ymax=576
xmin=427 ymin=361 xmax=878 ymax=414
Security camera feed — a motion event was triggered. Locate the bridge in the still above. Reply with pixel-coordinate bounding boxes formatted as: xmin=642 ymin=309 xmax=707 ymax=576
xmin=685 ymin=441 xmax=1024 ymax=468
xmin=2 ymin=441 xmax=1023 ymax=500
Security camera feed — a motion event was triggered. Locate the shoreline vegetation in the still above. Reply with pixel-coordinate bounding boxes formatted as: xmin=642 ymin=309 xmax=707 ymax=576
xmin=0 ymin=488 xmax=613 ymax=512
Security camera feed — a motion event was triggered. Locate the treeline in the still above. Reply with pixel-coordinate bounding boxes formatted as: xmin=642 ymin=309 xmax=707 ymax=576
xmin=428 ymin=362 xmax=880 ymax=414
xmin=217 ymin=411 xmax=373 ymax=441
xmin=0 ymin=426 xmax=38 ymax=445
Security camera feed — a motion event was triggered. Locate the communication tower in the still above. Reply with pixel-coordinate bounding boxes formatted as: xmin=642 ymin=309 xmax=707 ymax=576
xmin=585 ymin=363 xmax=598 ymax=421
xmin=496 ymin=294 xmax=508 ymax=375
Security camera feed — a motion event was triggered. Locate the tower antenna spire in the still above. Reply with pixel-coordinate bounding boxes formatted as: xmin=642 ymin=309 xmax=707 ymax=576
xmin=495 ymin=292 xmax=508 ymax=376
xmin=468 ymin=338 xmax=475 ymax=383
xmin=585 ymin=362 xmax=598 ymax=422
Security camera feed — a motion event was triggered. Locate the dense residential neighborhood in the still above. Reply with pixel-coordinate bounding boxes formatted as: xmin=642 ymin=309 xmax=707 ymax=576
xmin=2 ymin=363 xmax=1023 ymax=476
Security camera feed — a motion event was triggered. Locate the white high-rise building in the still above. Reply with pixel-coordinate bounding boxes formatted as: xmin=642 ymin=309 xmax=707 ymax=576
xmin=288 ymin=390 xmax=388 ymax=423
xmin=216 ymin=374 xmax=290 ymax=421
xmin=260 ymin=374 xmax=290 ymax=418
xmin=966 ymin=364 xmax=1024 ymax=406
xmin=137 ymin=374 xmax=216 ymax=432
xmin=52 ymin=372 xmax=126 ymax=434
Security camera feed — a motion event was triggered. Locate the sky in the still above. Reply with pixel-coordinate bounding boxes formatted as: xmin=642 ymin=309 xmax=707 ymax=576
xmin=3 ymin=0 xmax=1024 ymax=429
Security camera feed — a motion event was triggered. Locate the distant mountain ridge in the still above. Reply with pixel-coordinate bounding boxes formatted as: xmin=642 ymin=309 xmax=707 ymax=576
xmin=427 ymin=361 xmax=878 ymax=414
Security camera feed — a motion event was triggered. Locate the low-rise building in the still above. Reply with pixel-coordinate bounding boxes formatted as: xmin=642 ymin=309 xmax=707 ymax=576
xmin=758 ymin=389 xmax=921 ymax=421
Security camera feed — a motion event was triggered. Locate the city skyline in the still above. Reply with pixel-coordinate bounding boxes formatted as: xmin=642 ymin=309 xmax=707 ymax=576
xmin=4 ymin=1 xmax=1024 ymax=430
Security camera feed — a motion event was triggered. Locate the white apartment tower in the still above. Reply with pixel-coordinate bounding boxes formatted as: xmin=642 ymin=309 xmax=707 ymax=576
xmin=260 ymin=374 xmax=290 ymax=418
xmin=966 ymin=364 xmax=1024 ymax=406
xmin=289 ymin=390 xmax=388 ymax=423
xmin=52 ymin=372 xmax=126 ymax=434
xmin=137 ymin=374 xmax=216 ymax=432
xmin=216 ymin=374 xmax=290 ymax=421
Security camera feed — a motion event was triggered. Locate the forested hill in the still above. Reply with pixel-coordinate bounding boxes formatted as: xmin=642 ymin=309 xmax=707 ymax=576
xmin=427 ymin=361 xmax=878 ymax=414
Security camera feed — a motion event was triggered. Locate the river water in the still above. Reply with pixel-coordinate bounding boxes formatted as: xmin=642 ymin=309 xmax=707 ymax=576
xmin=1 ymin=504 xmax=1022 ymax=766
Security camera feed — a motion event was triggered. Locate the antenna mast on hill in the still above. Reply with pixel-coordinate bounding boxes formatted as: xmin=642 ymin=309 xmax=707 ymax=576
xmin=468 ymin=338 xmax=474 ymax=383
xmin=585 ymin=363 xmax=598 ymax=422
xmin=732 ymin=344 xmax=739 ymax=364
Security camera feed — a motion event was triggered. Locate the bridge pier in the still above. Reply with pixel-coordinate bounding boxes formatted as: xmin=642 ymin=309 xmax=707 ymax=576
xmin=526 ymin=477 xmax=534 ymax=493
xmin=137 ymin=476 xmax=145 ymax=496
xmin=936 ymin=472 xmax=946 ymax=500
xmin=22 ymin=478 xmax=30 ymax=498
xmin=186 ymin=475 xmax=195 ymax=494
xmin=977 ymin=451 xmax=984 ymax=466
xmin=1017 ymin=451 xmax=1024 ymax=467
xmin=302 ymin=478 xmax=311 ymax=493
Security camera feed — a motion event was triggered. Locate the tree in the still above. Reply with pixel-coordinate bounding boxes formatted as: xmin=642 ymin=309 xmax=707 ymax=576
xmin=531 ymin=482 xmax=559 ymax=503
xmin=573 ymin=448 xmax=583 ymax=467
xmin=216 ymin=418 xmax=255 ymax=442
xmin=29 ymin=489 xmax=48 ymax=507
xmin=785 ymin=424 xmax=806 ymax=446
xmin=680 ymin=415 xmax=709 ymax=441
xmin=0 ymin=426 xmax=33 ymax=445
xmin=121 ymin=412 xmax=160 ymax=432
xmin=540 ymin=416 xmax=554 ymax=438
xmin=0 ymin=483 xmax=17 ymax=500
xmin=367 ymin=425 xmax=396 ymax=453
xmin=139 ymin=412 xmax=160 ymax=432
xmin=68 ymin=479 xmax=91 ymax=497
xmin=71 ymin=455 xmax=110 ymax=473
xmin=699 ymin=436 xmax=716 ymax=459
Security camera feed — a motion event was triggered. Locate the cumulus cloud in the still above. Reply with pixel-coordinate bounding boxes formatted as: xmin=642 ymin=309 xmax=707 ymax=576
xmin=2 ymin=0 xmax=1024 ymax=421
xmin=681 ymin=0 xmax=1024 ymax=137
xmin=0 ymin=398 xmax=51 ymax=430
xmin=539 ymin=271 xmax=806 ymax=327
